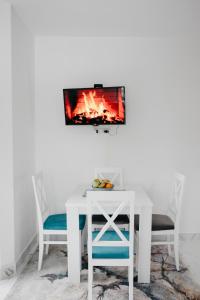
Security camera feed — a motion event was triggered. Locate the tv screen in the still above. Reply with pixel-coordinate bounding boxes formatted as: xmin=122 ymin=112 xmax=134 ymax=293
xmin=63 ymin=86 xmax=125 ymax=125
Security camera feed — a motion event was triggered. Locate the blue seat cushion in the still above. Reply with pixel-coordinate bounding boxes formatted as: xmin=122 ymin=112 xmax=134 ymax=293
xmin=43 ymin=214 xmax=86 ymax=230
xmin=92 ymin=230 xmax=129 ymax=259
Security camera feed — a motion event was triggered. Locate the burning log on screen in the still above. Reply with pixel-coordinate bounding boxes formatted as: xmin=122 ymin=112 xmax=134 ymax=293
xmin=65 ymin=90 xmax=124 ymax=125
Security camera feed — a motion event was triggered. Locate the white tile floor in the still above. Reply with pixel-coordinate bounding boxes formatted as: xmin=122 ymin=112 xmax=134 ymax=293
xmin=180 ymin=238 xmax=200 ymax=285
xmin=0 ymin=278 xmax=17 ymax=300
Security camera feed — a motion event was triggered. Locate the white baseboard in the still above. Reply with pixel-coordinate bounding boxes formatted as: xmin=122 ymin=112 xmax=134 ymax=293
xmin=0 ymin=234 xmax=38 ymax=300
xmin=16 ymin=233 xmax=38 ymax=275
xmin=180 ymin=233 xmax=200 ymax=241
xmin=0 ymin=277 xmax=17 ymax=300
xmin=152 ymin=233 xmax=200 ymax=243
xmin=0 ymin=265 xmax=15 ymax=281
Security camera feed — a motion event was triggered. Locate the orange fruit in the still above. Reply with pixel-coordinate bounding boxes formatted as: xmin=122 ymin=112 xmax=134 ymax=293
xmin=106 ymin=183 xmax=113 ymax=188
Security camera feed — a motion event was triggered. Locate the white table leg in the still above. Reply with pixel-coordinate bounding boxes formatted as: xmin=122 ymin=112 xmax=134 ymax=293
xmin=138 ymin=206 xmax=152 ymax=283
xmin=67 ymin=206 xmax=81 ymax=283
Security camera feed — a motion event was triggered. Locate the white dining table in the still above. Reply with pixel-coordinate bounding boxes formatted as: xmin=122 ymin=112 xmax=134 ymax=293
xmin=65 ymin=185 xmax=153 ymax=284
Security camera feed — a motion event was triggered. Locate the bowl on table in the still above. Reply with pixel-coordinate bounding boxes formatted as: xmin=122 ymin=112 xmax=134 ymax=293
xmin=91 ymin=178 xmax=114 ymax=191
xmin=83 ymin=179 xmax=114 ymax=197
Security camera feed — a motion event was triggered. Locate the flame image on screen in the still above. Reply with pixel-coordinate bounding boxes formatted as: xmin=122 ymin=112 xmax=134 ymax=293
xmin=64 ymin=88 xmax=125 ymax=125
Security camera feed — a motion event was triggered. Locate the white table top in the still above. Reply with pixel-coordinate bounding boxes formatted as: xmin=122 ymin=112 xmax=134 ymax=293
xmin=65 ymin=185 xmax=153 ymax=212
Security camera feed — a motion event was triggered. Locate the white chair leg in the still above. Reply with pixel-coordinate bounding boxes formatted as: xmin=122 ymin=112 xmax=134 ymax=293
xmin=174 ymin=233 xmax=180 ymax=271
xmin=83 ymin=221 xmax=88 ymax=252
xmin=81 ymin=229 xmax=85 ymax=255
xmin=167 ymin=235 xmax=172 ymax=256
xmin=128 ymin=265 xmax=133 ymax=300
xmin=135 ymin=232 xmax=139 ymax=272
xmin=45 ymin=236 xmax=49 ymax=255
xmin=38 ymin=239 xmax=44 ymax=271
xmin=88 ymin=263 xmax=93 ymax=300
xmin=79 ymin=231 xmax=82 ymax=270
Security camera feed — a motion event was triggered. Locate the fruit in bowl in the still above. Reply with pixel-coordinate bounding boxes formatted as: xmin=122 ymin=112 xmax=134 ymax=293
xmin=92 ymin=178 xmax=113 ymax=189
xmin=92 ymin=179 xmax=101 ymax=188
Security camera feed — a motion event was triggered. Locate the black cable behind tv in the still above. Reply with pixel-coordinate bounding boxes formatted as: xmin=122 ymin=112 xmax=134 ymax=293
xmin=94 ymin=84 xmax=103 ymax=88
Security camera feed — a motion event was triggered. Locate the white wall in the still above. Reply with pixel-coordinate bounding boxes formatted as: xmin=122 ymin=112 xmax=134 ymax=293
xmin=35 ymin=37 xmax=200 ymax=233
xmin=0 ymin=2 xmax=15 ymax=276
xmin=0 ymin=4 xmax=36 ymax=276
xmin=12 ymin=9 xmax=36 ymax=262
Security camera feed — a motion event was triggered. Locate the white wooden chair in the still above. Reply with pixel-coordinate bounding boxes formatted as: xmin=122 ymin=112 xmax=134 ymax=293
xmin=135 ymin=172 xmax=185 ymax=271
xmin=32 ymin=172 xmax=86 ymax=271
xmin=93 ymin=168 xmax=129 ymax=230
xmin=87 ymin=191 xmax=135 ymax=300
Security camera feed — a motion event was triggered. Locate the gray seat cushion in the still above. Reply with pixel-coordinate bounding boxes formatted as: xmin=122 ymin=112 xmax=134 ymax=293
xmin=135 ymin=214 xmax=174 ymax=231
xmin=92 ymin=214 xmax=129 ymax=225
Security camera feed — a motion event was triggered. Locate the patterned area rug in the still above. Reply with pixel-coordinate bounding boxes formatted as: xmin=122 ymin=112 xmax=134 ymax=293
xmin=5 ymin=245 xmax=200 ymax=300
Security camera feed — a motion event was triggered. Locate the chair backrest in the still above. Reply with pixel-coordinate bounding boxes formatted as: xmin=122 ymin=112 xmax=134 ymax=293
xmin=87 ymin=191 xmax=134 ymax=258
xmin=168 ymin=172 xmax=185 ymax=225
xmin=32 ymin=172 xmax=49 ymax=230
xmin=94 ymin=167 xmax=124 ymax=189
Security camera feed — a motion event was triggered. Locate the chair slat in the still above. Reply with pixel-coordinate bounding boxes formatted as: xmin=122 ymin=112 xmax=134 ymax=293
xmin=93 ymin=200 xmax=129 ymax=243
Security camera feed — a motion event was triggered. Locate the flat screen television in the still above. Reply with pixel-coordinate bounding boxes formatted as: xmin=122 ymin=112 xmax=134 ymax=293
xmin=63 ymin=86 xmax=125 ymax=125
